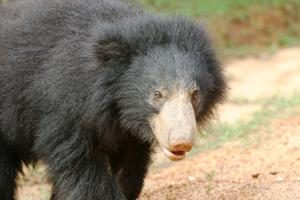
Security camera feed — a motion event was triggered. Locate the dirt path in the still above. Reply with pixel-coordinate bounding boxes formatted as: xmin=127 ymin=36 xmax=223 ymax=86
xmin=220 ymin=47 xmax=300 ymax=124
xmin=141 ymin=115 xmax=300 ymax=200
xmin=18 ymin=48 xmax=300 ymax=200
xmin=228 ymin=48 xmax=300 ymax=100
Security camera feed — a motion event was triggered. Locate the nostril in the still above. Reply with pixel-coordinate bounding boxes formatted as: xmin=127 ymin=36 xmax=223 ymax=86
xmin=169 ymin=140 xmax=193 ymax=152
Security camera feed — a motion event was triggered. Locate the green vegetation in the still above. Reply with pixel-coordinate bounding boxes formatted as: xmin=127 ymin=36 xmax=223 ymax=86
xmin=194 ymin=93 xmax=300 ymax=152
xmin=137 ymin=0 xmax=300 ymax=57
xmin=138 ymin=0 xmax=298 ymax=17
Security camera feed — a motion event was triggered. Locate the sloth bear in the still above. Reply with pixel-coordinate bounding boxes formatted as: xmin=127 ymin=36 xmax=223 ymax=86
xmin=0 ymin=0 xmax=227 ymax=199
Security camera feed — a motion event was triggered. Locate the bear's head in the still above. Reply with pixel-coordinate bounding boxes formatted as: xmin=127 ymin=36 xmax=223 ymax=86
xmin=94 ymin=16 xmax=227 ymax=160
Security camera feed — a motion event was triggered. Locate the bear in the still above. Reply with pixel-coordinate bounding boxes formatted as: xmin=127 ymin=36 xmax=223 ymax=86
xmin=0 ymin=0 xmax=227 ymax=199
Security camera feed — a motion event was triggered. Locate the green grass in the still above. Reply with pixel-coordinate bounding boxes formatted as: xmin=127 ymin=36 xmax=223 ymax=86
xmin=138 ymin=0 xmax=299 ymax=18
xmin=193 ymin=93 xmax=300 ymax=153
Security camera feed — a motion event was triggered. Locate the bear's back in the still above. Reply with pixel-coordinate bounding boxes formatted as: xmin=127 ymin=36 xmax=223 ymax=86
xmin=0 ymin=0 xmax=143 ymax=65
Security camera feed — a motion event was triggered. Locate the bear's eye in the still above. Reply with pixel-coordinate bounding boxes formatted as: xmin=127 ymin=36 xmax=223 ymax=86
xmin=191 ymin=89 xmax=200 ymax=104
xmin=154 ymin=91 xmax=162 ymax=99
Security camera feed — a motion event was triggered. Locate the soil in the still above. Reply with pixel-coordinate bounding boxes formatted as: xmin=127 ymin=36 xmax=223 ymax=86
xmin=18 ymin=47 xmax=300 ymax=200
xmin=141 ymin=116 xmax=300 ymax=200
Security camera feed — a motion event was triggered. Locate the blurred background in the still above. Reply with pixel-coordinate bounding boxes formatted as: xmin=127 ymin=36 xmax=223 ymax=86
xmin=1 ymin=0 xmax=300 ymax=199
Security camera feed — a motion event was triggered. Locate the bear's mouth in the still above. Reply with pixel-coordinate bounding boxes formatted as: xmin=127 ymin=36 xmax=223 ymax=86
xmin=162 ymin=147 xmax=186 ymax=161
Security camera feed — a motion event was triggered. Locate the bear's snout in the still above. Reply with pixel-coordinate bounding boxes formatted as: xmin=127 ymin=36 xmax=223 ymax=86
xmin=149 ymin=91 xmax=197 ymax=161
xmin=168 ymin=139 xmax=193 ymax=152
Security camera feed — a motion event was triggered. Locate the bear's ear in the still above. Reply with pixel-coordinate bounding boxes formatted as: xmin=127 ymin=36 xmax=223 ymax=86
xmin=95 ymin=39 xmax=135 ymax=65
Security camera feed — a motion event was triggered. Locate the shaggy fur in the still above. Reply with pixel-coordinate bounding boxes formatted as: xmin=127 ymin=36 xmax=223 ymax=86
xmin=0 ymin=0 xmax=226 ymax=199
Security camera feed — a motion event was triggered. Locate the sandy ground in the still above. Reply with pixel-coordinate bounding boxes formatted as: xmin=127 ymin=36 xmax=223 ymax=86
xmin=18 ymin=47 xmax=300 ymax=200
xmin=220 ymin=47 xmax=300 ymax=123
xmin=141 ymin=116 xmax=300 ymax=200
xmin=228 ymin=48 xmax=300 ymax=100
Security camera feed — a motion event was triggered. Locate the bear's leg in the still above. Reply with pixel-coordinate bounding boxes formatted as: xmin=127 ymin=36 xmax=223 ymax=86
xmin=46 ymin=151 xmax=126 ymax=200
xmin=115 ymin=141 xmax=152 ymax=200
xmin=0 ymin=144 xmax=22 ymax=200
xmin=48 ymin=159 xmax=126 ymax=200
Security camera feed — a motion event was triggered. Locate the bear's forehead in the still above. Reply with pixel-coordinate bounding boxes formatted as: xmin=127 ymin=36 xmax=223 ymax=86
xmin=129 ymin=44 xmax=211 ymax=92
xmin=145 ymin=46 xmax=202 ymax=72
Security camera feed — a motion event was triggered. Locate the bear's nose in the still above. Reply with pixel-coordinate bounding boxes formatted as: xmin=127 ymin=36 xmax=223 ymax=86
xmin=169 ymin=140 xmax=193 ymax=152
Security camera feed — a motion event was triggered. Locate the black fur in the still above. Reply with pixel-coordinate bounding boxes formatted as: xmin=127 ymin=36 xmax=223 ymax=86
xmin=0 ymin=0 xmax=227 ymax=199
